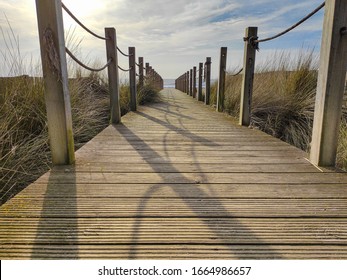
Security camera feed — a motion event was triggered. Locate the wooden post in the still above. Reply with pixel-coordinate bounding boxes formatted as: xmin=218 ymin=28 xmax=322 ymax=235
xmin=198 ymin=62 xmax=203 ymax=101
xmin=239 ymin=27 xmax=258 ymax=126
xmin=105 ymin=28 xmax=121 ymax=124
xmin=145 ymin=63 xmax=150 ymax=78
xmin=129 ymin=47 xmax=137 ymax=111
xmin=205 ymin=57 xmax=211 ymax=105
xmin=35 ymin=0 xmax=75 ymax=165
xmin=186 ymin=71 xmax=189 ymax=95
xmin=189 ymin=69 xmax=193 ymax=96
xmin=310 ymin=0 xmax=347 ymax=167
xmin=138 ymin=57 xmax=144 ymax=91
xmin=217 ymin=47 xmax=227 ymax=112
xmin=193 ymin=66 xmax=197 ymax=98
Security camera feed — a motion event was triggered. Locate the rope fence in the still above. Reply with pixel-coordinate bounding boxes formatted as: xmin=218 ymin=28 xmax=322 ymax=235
xmin=36 ymin=0 xmax=164 ymax=165
xmin=117 ymin=46 xmax=132 ymax=57
xmin=118 ymin=65 xmax=132 ymax=72
xmin=62 ymin=3 xmax=108 ymax=41
xmin=65 ymin=47 xmax=112 ymax=72
xmin=230 ymin=68 xmax=243 ymax=76
xmin=252 ymin=2 xmax=325 ymax=45
xmin=175 ymin=0 xmax=347 ymax=168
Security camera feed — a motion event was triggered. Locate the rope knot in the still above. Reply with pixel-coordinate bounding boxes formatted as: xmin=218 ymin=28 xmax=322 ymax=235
xmin=244 ymin=36 xmax=259 ymax=50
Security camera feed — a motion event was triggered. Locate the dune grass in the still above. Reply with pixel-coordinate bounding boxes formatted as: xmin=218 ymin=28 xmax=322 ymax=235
xmin=0 ymin=72 xmax=161 ymax=204
xmin=210 ymin=50 xmax=347 ymax=169
xmin=0 ymin=19 xmax=162 ymax=204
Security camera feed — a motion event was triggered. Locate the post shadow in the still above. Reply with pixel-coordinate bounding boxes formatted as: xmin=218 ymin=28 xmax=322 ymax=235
xmin=112 ymin=120 xmax=281 ymax=259
xmin=31 ymin=167 xmax=78 ymax=259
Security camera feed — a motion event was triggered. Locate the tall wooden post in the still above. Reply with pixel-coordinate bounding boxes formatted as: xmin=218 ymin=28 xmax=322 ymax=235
xmin=189 ymin=69 xmax=193 ymax=96
xmin=105 ymin=28 xmax=121 ymax=124
xmin=205 ymin=57 xmax=211 ymax=105
xmin=145 ymin=63 xmax=150 ymax=78
xmin=198 ymin=62 xmax=203 ymax=101
xmin=240 ymin=27 xmax=258 ymax=126
xmin=186 ymin=71 xmax=189 ymax=95
xmin=138 ymin=57 xmax=144 ymax=91
xmin=310 ymin=0 xmax=347 ymax=167
xmin=193 ymin=66 xmax=197 ymax=98
xmin=35 ymin=0 xmax=75 ymax=165
xmin=217 ymin=47 xmax=227 ymax=112
xmin=129 ymin=47 xmax=137 ymax=111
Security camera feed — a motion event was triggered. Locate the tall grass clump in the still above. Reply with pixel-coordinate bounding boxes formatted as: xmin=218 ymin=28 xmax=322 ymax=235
xmin=211 ymin=50 xmax=318 ymax=150
xmin=0 ymin=23 xmax=161 ymax=204
xmin=211 ymin=49 xmax=347 ymax=168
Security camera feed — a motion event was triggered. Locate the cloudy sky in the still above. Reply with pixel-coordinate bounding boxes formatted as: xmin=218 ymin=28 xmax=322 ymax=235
xmin=0 ymin=0 xmax=325 ymax=79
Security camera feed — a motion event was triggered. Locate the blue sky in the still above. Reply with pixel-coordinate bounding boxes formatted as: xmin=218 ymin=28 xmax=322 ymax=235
xmin=0 ymin=0 xmax=325 ymax=79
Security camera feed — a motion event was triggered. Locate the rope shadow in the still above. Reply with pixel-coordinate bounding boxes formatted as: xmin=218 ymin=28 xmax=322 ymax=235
xmin=114 ymin=122 xmax=281 ymax=259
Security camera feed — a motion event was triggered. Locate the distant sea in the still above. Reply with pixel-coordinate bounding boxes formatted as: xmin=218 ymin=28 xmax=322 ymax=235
xmin=164 ymin=79 xmax=176 ymax=88
xmin=164 ymin=79 xmax=211 ymax=89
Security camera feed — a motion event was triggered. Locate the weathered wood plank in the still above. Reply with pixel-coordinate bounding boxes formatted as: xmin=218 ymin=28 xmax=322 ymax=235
xmin=0 ymin=218 xmax=346 ymax=245
xmin=1 ymin=245 xmax=347 ymax=260
xmin=2 ymin=198 xmax=347 ymax=218
xmin=51 ymin=163 xmax=320 ymax=173
xmin=33 ymin=172 xmax=347 ymax=184
xmin=16 ymin=183 xmax=347 ymax=199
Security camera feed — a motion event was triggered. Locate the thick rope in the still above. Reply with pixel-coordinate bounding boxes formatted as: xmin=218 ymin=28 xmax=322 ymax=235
xmin=118 ymin=65 xmax=132 ymax=72
xmin=117 ymin=47 xmax=132 ymax=57
xmin=65 ymin=47 xmax=111 ymax=72
xmin=62 ymin=3 xmax=108 ymax=41
xmin=254 ymin=2 xmax=325 ymax=43
xmin=230 ymin=68 xmax=243 ymax=76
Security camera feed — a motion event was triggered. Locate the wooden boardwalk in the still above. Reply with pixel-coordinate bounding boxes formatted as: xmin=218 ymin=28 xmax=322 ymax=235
xmin=1 ymin=88 xmax=347 ymax=259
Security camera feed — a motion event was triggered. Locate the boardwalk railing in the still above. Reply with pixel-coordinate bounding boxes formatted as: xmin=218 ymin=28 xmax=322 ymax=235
xmin=175 ymin=0 xmax=347 ymax=168
xmin=175 ymin=56 xmax=211 ymax=104
xmin=36 ymin=0 xmax=163 ymax=165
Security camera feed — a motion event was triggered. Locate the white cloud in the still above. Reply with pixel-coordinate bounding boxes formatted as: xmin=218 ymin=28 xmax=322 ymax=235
xmin=0 ymin=0 xmax=324 ymax=78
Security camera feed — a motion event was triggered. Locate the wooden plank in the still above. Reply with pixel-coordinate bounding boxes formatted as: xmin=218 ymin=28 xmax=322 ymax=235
xmin=32 ymin=171 xmax=347 ymax=184
xmin=1 ymin=244 xmax=347 ymax=259
xmin=0 ymin=218 xmax=346 ymax=245
xmin=50 ymin=163 xmax=320 ymax=173
xmin=73 ymin=156 xmax=308 ymax=164
xmin=14 ymin=183 xmax=347 ymax=199
xmin=75 ymin=150 xmax=307 ymax=158
xmin=2 ymin=198 xmax=347 ymax=218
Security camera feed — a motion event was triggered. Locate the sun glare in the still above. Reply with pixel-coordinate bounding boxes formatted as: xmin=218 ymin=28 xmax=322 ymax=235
xmin=62 ymin=0 xmax=104 ymax=27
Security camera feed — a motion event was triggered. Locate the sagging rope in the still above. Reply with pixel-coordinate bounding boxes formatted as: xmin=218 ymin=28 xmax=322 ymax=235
xmin=118 ymin=65 xmax=132 ymax=72
xmin=117 ymin=47 xmax=132 ymax=57
xmin=230 ymin=68 xmax=243 ymax=76
xmin=62 ymin=3 xmax=108 ymax=41
xmin=65 ymin=47 xmax=111 ymax=72
xmin=249 ymin=2 xmax=325 ymax=46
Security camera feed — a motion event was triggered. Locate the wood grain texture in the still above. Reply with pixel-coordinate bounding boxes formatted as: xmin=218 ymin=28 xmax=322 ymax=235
xmin=1 ymin=88 xmax=347 ymax=259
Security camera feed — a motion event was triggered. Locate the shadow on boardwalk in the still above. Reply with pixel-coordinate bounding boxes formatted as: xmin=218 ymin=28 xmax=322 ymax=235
xmin=114 ymin=92 xmax=282 ymax=259
xmin=31 ymin=169 xmax=78 ymax=259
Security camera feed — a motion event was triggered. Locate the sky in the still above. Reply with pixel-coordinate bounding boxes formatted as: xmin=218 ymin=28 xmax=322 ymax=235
xmin=0 ymin=0 xmax=325 ymax=79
